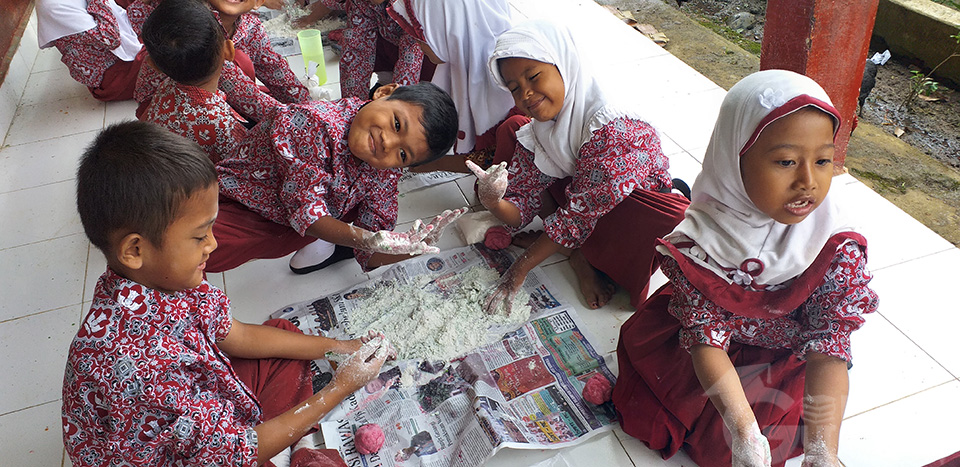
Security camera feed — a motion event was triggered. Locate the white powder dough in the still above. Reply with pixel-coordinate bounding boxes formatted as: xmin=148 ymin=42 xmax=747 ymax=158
xmin=261 ymin=6 xmax=346 ymax=40
xmin=346 ymin=266 xmax=532 ymax=362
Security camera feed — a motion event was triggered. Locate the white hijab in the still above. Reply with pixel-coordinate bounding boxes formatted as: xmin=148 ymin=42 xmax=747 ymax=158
xmin=37 ymin=0 xmax=141 ymax=61
xmin=488 ymin=20 xmax=648 ymax=178
xmin=662 ymin=69 xmax=851 ymax=287
xmin=388 ymin=0 xmax=516 ymax=154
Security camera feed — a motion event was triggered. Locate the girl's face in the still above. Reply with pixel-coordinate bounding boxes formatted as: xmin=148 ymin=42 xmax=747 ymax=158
xmin=739 ymin=107 xmax=835 ymax=225
xmin=498 ymin=57 xmax=565 ymax=122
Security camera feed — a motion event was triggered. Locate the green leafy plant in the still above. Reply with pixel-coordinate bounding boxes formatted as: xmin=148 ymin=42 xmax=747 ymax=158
xmin=910 ymin=70 xmax=939 ymax=95
xmin=902 ymin=30 xmax=960 ymax=108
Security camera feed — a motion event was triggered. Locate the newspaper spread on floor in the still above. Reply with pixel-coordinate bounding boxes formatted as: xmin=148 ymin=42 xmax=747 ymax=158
xmin=269 ymin=245 xmax=617 ymax=467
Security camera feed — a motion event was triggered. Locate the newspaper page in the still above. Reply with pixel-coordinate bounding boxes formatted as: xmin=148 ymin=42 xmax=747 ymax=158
xmin=270 ymin=245 xmax=617 ymax=467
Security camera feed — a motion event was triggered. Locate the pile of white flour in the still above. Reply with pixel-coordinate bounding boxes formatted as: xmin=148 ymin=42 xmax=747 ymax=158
xmin=346 ymin=266 xmax=532 ymax=361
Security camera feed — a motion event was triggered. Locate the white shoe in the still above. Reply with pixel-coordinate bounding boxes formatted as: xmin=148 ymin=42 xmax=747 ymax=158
xmin=289 ymin=240 xmax=336 ymax=274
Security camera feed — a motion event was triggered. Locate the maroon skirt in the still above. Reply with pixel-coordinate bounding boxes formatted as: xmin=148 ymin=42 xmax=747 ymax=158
xmin=612 ymin=284 xmax=806 ymax=467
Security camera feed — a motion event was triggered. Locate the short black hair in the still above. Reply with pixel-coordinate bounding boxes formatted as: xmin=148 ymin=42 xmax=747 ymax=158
xmin=386 ymin=82 xmax=458 ymax=164
xmin=142 ymin=0 xmax=225 ymax=86
xmin=77 ymin=121 xmax=218 ymax=253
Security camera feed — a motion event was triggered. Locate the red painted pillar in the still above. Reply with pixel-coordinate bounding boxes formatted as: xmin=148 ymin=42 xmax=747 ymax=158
xmin=761 ymin=0 xmax=880 ymax=171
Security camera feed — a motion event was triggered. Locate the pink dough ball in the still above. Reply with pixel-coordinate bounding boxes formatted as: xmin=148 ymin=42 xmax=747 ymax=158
xmin=354 ymin=424 xmax=385 ymax=455
xmin=484 ymin=226 xmax=512 ymax=250
xmin=582 ymin=374 xmax=612 ymax=405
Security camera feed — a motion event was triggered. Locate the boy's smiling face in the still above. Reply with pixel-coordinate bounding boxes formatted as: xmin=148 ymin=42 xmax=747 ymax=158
xmin=123 ymin=184 xmax=219 ymax=294
xmin=207 ymin=0 xmax=264 ymax=20
xmin=348 ymin=84 xmax=431 ymax=169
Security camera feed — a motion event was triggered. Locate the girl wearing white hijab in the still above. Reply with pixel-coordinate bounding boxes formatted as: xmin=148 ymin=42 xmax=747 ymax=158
xmin=613 ymin=70 xmax=878 ymax=467
xmin=37 ymin=0 xmax=143 ymax=101
xmin=388 ymin=0 xmax=523 ymax=171
xmin=471 ymin=20 xmax=689 ymax=312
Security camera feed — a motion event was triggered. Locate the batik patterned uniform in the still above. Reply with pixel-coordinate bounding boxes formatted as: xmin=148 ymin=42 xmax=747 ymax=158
xmin=143 ymin=62 xmax=281 ymax=163
xmin=62 ymin=269 xmax=260 ymax=467
xmin=338 ymin=0 xmax=423 ymax=99
xmin=664 ymin=239 xmax=876 ymax=361
xmin=131 ymin=9 xmax=309 ymax=112
xmin=217 ymin=98 xmax=400 ymax=271
xmin=503 ymin=117 xmax=672 ymax=249
xmin=51 ymin=0 xmax=122 ymax=88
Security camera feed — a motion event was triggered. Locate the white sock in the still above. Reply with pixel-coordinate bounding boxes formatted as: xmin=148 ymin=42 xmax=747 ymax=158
xmin=294 ymin=433 xmax=317 ymax=451
xmin=289 ymin=240 xmax=336 ymax=269
xmin=269 ymin=446 xmax=292 ymax=467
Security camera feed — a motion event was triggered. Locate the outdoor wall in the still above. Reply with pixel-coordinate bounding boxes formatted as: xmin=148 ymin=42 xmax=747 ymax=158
xmin=874 ymin=0 xmax=960 ymax=87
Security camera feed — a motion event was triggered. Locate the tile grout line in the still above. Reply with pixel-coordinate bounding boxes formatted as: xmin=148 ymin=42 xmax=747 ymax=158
xmin=874 ymin=310 xmax=960 ymax=380
xmin=869 ymin=244 xmax=959 ymax=272
xmin=842 ymin=378 xmax=959 ymax=420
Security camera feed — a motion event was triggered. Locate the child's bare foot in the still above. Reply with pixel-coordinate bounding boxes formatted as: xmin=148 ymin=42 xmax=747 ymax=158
xmin=570 ymin=250 xmax=616 ymax=309
xmin=511 ymin=230 xmax=541 ymax=248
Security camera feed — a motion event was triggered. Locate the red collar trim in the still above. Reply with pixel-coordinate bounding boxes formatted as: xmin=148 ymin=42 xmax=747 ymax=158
xmin=659 ymin=232 xmax=867 ymax=319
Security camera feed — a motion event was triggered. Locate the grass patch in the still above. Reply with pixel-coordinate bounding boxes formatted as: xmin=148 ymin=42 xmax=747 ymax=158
xmin=931 ymin=0 xmax=960 ymax=12
xmin=689 ymin=14 xmax=762 ymax=56
xmin=849 ymin=168 xmax=911 ymax=194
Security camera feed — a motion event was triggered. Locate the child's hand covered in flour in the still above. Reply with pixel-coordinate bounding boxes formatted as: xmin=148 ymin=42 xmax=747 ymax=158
xmin=358 ymin=221 xmax=438 ymax=255
xmin=330 ymin=336 xmax=390 ymax=394
xmin=731 ymin=422 xmax=772 ymax=467
xmin=359 ymin=330 xmax=397 ymax=360
xmin=482 ymin=263 xmax=526 ymax=316
xmin=466 ymin=160 xmax=508 ymax=209
xmin=423 ymin=207 xmax=469 ymax=246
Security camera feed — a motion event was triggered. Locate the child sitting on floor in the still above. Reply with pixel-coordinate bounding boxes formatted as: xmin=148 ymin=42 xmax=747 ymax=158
xmin=63 ymin=121 xmax=390 ymax=467
xmin=36 ymin=0 xmax=144 ymax=101
xmin=210 ymin=81 xmax=466 ymax=274
xmin=140 ymin=0 xmax=281 ymax=163
xmin=387 ymin=0 xmax=521 ymax=172
xmin=472 ymin=20 xmax=689 ymax=313
xmin=336 ymin=0 xmax=425 ymax=99
xmin=612 ymin=70 xmax=879 ymax=467
xmin=129 ymin=0 xmax=310 ymax=118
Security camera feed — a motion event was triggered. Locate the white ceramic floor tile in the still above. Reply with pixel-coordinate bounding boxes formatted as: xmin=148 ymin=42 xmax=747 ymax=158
xmin=630 ymin=52 xmax=723 ymax=97
xmin=16 ymin=20 xmax=41 ymax=72
xmin=0 ymin=400 xmax=67 ymax=467
xmin=104 ymin=99 xmax=139 ymax=126
xmin=0 ymin=233 xmax=88 ymax=322
xmin=615 ymin=426 xmax=701 ymax=466
xmin=845 ymin=313 xmax=954 ymax=418
xmin=222 ymin=254 xmax=369 ymax=324
xmin=455 ymin=174 xmax=480 ymax=208
xmin=486 ymin=430 xmax=633 ymax=467
xmin=839 ymin=380 xmax=960 ymax=466
xmin=32 ymin=47 xmax=68 ymax=74
xmin=868 ymin=248 xmax=960 ymax=378
xmin=650 ymin=87 xmax=726 ymax=157
xmin=665 ymin=149 xmax=703 ymax=188
xmin=20 ymin=69 xmax=93 ymax=107
xmin=83 ymin=243 xmax=107 ymax=304
xmin=396 ymin=180 xmax=470 ymax=224
xmin=0 ymin=130 xmax=97 ymax=193
xmin=0 ymin=81 xmax=20 ymax=145
xmin=0 ymin=180 xmax=84 ymax=249
xmin=4 ymin=49 xmax=32 ymax=107
xmin=5 ymin=95 xmax=105 ymax=146
xmin=836 ymin=181 xmax=955 ymax=271
xmin=0 ymin=304 xmax=80 ymax=414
